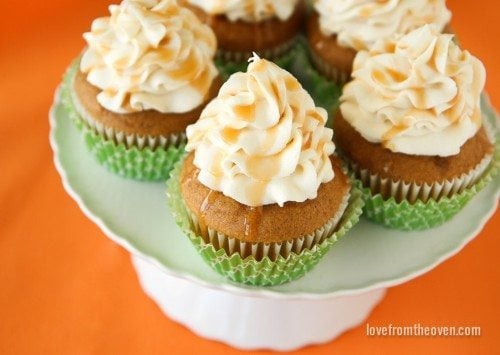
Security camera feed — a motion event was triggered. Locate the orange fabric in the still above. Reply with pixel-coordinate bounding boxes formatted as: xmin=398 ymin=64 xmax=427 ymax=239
xmin=0 ymin=1 xmax=498 ymax=354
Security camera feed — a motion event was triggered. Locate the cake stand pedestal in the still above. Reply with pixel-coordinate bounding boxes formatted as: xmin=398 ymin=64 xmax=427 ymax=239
xmin=133 ymin=255 xmax=386 ymax=351
xmin=50 ymin=86 xmax=498 ymax=351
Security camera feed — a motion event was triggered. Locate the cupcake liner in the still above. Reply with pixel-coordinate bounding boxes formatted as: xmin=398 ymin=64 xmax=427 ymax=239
xmin=285 ymin=39 xmax=343 ymax=126
xmin=352 ymin=154 xmax=493 ymax=204
xmin=308 ymin=47 xmax=351 ymax=85
xmin=216 ymin=37 xmax=298 ymax=80
xmin=166 ymin=157 xmax=364 ymax=286
xmin=186 ymin=190 xmax=350 ymax=261
xmin=216 ymin=36 xmax=298 ymax=63
xmin=61 ymin=60 xmax=186 ymax=181
xmin=352 ymin=138 xmax=499 ymax=230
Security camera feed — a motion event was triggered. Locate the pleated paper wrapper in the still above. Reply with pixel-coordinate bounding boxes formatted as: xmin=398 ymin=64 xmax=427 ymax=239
xmin=352 ymin=136 xmax=499 ymax=230
xmin=216 ymin=36 xmax=298 ymax=69
xmin=60 ymin=60 xmax=187 ymax=181
xmin=166 ymin=157 xmax=364 ymax=286
xmin=286 ymin=39 xmax=343 ymax=126
xmin=308 ymin=47 xmax=351 ymax=85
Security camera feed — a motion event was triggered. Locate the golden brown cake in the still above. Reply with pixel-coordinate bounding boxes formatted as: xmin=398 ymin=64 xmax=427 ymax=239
xmin=180 ymin=152 xmax=350 ymax=243
xmin=334 ymin=112 xmax=493 ymax=186
xmin=337 ymin=26 xmax=493 ymax=203
xmin=307 ymin=13 xmax=356 ymax=83
xmin=73 ymin=69 xmax=221 ymax=138
xmin=308 ymin=0 xmax=452 ymax=83
xmin=181 ymin=0 xmax=305 ymax=61
xmin=66 ymin=0 xmax=222 ymax=180
xmin=180 ymin=55 xmax=354 ymax=258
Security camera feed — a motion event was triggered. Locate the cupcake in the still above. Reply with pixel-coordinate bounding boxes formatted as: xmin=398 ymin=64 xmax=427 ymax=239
xmin=334 ymin=25 xmax=496 ymax=230
xmin=167 ymin=55 xmax=363 ymax=286
xmin=307 ymin=0 xmax=452 ymax=84
xmin=62 ymin=0 xmax=221 ymax=180
xmin=180 ymin=0 xmax=304 ymax=64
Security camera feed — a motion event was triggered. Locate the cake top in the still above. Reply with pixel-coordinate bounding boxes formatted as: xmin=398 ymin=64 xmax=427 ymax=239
xmin=340 ymin=25 xmax=486 ymax=157
xmin=186 ymin=54 xmax=335 ymax=207
xmin=314 ymin=0 xmax=451 ymax=51
xmin=81 ymin=0 xmax=217 ymax=114
xmin=186 ymin=0 xmax=299 ymax=22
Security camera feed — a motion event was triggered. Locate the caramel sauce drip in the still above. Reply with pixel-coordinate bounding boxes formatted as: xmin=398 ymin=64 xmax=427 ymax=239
xmin=359 ymin=6 xmax=372 ymax=17
xmin=198 ymin=189 xmax=217 ymax=239
xmin=169 ymin=51 xmax=199 ymax=82
xmin=382 ymin=123 xmax=408 ymax=142
xmin=385 ymin=42 xmax=396 ymax=53
xmin=222 ymin=127 xmax=241 ymax=143
xmin=252 ymin=58 xmax=267 ymax=72
xmin=245 ymin=180 xmax=268 ymax=208
xmin=233 ymin=104 xmax=256 ymax=121
xmin=285 ymin=76 xmax=301 ymax=91
xmin=190 ymin=67 xmax=211 ymax=96
xmin=413 ymin=87 xmax=427 ymax=108
xmin=244 ymin=206 xmax=263 ymax=241
xmin=246 ymin=154 xmax=280 ymax=181
xmin=373 ymin=68 xmax=406 ymax=85
xmin=351 ymin=37 xmax=367 ymax=51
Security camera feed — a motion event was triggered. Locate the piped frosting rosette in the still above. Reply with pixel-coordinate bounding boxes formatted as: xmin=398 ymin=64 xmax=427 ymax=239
xmin=338 ymin=26 xmax=497 ymax=230
xmin=81 ymin=0 xmax=218 ymax=114
xmin=62 ymin=61 xmax=187 ymax=180
xmin=183 ymin=0 xmax=302 ymax=71
xmin=186 ymin=55 xmax=336 ymax=207
xmin=186 ymin=0 xmax=300 ymax=23
xmin=65 ymin=0 xmax=219 ymax=180
xmin=314 ymin=0 xmax=451 ymax=51
xmin=167 ymin=55 xmax=363 ymax=285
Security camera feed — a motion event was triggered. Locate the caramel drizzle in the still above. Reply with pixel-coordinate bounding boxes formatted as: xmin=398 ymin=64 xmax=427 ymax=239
xmin=198 ymin=189 xmax=216 ymax=239
xmin=382 ymin=123 xmax=408 ymax=142
xmin=244 ymin=206 xmax=263 ymax=241
xmin=197 ymin=182 xmax=265 ymax=242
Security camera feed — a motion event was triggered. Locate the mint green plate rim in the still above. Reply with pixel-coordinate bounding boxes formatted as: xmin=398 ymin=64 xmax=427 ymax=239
xmin=49 ymin=84 xmax=499 ymax=300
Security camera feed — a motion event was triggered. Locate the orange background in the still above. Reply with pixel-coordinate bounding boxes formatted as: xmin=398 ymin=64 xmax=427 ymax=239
xmin=0 ymin=1 xmax=499 ymax=354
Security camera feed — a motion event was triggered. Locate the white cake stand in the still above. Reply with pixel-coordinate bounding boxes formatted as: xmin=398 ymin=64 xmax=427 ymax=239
xmin=50 ymin=89 xmax=499 ymax=351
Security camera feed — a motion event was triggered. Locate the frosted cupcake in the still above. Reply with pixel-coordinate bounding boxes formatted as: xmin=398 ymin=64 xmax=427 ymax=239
xmin=334 ymin=26 xmax=496 ymax=230
xmin=167 ymin=55 xmax=363 ymax=286
xmin=308 ymin=0 xmax=452 ymax=83
xmin=63 ymin=0 xmax=221 ymax=180
xmin=181 ymin=0 xmax=304 ymax=64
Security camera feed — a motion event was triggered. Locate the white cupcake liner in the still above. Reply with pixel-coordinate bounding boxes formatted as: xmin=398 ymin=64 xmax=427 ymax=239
xmin=69 ymin=87 xmax=186 ymax=150
xmin=185 ymin=190 xmax=351 ymax=262
xmin=217 ymin=36 xmax=299 ymax=63
xmin=308 ymin=47 xmax=351 ymax=84
xmin=350 ymin=153 xmax=493 ymax=204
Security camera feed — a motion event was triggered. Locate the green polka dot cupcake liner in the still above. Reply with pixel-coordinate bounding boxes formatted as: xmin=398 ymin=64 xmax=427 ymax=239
xmin=353 ymin=137 xmax=499 ymax=231
xmin=60 ymin=60 xmax=186 ymax=181
xmin=166 ymin=157 xmax=364 ymax=286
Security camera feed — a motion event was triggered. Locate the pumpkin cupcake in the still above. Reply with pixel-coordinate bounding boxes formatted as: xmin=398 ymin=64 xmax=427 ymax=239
xmin=62 ymin=0 xmax=221 ymax=180
xmin=334 ymin=25 xmax=496 ymax=230
xmin=181 ymin=0 xmax=305 ymax=64
xmin=167 ymin=55 xmax=363 ymax=286
xmin=307 ymin=0 xmax=452 ymax=83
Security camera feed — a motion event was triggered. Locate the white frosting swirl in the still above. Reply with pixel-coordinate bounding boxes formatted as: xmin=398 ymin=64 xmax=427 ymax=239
xmin=314 ymin=0 xmax=451 ymax=51
xmin=186 ymin=55 xmax=335 ymax=207
xmin=81 ymin=0 xmax=218 ymax=114
xmin=186 ymin=0 xmax=299 ymax=22
xmin=340 ymin=25 xmax=486 ymax=157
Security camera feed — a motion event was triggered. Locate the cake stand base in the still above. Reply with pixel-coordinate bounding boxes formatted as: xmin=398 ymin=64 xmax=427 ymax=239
xmin=132 ymin=255 xmax=386 ymax=351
